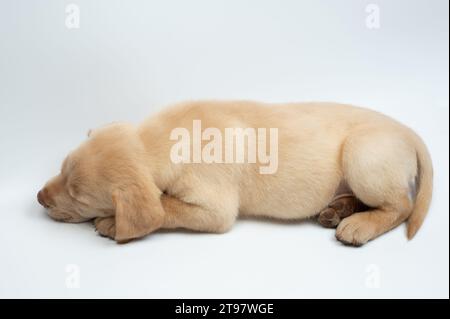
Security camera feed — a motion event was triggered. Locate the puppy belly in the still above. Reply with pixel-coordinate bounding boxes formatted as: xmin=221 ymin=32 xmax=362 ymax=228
xmin=238 ymin=166 xmax=343 ymax=220
xmin=239 ymin=185 xmax=340 ymax=220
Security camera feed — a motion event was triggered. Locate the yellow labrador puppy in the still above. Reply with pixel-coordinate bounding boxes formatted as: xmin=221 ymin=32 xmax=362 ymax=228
xmin=37 ymin=101 xmax=433 ymax=246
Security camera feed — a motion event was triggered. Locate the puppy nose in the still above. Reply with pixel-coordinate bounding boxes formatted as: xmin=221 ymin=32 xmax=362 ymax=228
xmin=37 ymin=189 xmax=50 ymax=208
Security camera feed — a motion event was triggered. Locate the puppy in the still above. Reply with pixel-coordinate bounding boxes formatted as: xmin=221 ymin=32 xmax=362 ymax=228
xmin=37 ymin=101 xmax=433 ymax=246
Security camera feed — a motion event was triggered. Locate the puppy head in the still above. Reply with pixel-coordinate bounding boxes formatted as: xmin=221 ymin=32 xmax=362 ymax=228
xmin=37 ymin=173 xmax=92 ymax=223
xmin=37 ymin=123 xmax=164 ymax=241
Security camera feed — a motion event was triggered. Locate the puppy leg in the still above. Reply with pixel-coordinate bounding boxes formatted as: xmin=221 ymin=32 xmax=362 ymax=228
xmin=336 ymin=203 xmax=410 ymax=246
xmin=336 ymin=129 xmax=417 ymax=245
xmin=94 ymin=190 xmax=238 ymax=240
xmin=161 ymin=194 xmax=238 ymax=233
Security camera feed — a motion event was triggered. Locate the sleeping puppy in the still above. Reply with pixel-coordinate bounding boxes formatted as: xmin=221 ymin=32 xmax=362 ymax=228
xmin=37 ymin=101 xmax=433 ymax=246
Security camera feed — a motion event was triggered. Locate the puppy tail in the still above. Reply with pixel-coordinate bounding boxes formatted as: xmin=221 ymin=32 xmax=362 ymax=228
xmin=407 ymin=132 xmax=433 ymax=240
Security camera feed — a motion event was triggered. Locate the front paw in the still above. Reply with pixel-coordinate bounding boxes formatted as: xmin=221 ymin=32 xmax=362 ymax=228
xmin=94 ymin=217 xmax=116 ymax=240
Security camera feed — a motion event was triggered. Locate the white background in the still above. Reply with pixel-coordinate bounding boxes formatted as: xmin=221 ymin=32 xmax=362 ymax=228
xmin=0 ymin=0 xmax=448 ymax=298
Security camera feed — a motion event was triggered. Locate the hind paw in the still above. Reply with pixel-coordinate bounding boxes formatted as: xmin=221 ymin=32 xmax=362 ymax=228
xmin=318 ymin=194 xmax=359 ymax=228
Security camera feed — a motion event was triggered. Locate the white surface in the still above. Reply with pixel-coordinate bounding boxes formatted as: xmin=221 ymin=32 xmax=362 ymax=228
xmin=0 ymin=0 xmax=448 ymax=298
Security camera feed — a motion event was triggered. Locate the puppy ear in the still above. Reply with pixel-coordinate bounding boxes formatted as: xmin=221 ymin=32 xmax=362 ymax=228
xmin=112 ymin=180 xmax=165 ymax=242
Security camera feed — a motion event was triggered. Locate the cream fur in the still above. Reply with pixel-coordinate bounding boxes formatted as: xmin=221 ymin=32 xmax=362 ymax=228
xmin=37 ymin=101 xmax=433 ymax=246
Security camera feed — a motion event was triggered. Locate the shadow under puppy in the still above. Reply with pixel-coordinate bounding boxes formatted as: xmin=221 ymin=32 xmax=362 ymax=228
xmin=37 ymin=101 xmax=433 ymax=246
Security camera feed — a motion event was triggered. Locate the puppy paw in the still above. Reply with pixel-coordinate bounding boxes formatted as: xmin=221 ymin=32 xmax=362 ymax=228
xmin=329 ymin=195 xmax=358 ymax=219
xmin=318 ymin=208 xmax=341 ymax=228
xmin=94 ymin=217 xmax=116 ymax=240
xmin=335 ymin=214 xmax=375 ymax=246
xmin=318 ymin=195 xmax=358 ymax=228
